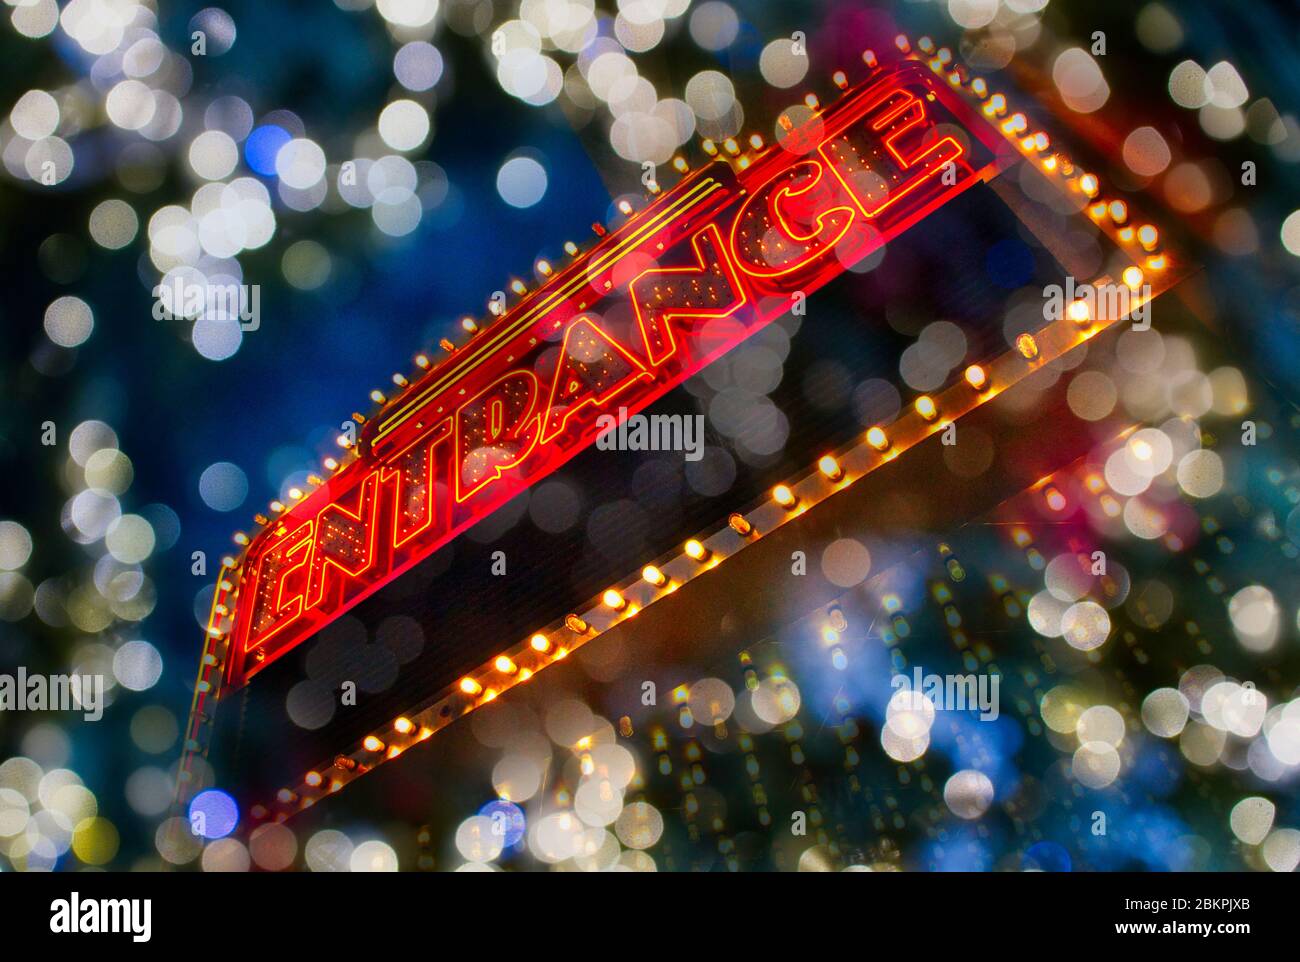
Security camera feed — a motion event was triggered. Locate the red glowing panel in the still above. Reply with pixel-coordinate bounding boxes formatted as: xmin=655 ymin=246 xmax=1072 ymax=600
xmin=224 ymin=59 xmax=1004 ymax=688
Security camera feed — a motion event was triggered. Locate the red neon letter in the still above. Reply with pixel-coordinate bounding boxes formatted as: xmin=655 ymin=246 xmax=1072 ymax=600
xmin=630 ymin=223 xmax=745 ymax=367
xmin=244 ymin=520 xmax=313 ymax=650
xmin=382 ymin=418 xmax=452 ymax=548
xmin=455 ymin=371 xmax=540 ymax=503
xmin=541 ymin=316 xmax=650 ymax=444
xmin=304 ymin=471 xmax=382 ymax=610
xmin=821 ymin=86 xmax=964 ymax=220
xmin=729 ymin=159 xmax=858 ymax=278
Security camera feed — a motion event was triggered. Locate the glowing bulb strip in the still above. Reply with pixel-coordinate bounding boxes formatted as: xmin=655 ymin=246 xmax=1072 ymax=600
xmin=175 ymin=567 xmax=236 ymax=802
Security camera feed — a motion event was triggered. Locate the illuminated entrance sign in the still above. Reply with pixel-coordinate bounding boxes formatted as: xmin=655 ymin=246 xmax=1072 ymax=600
xmin=224 ymin=59 xmax=1002 ymax=687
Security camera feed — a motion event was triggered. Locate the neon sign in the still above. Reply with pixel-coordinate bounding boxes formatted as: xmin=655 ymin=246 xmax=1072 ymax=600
xmin=223 ymin=59 xmax=1003 ymax=688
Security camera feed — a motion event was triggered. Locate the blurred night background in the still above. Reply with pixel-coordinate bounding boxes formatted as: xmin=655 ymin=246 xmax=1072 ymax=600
xmin=1 ymin=0 xmax=1299 ymax=871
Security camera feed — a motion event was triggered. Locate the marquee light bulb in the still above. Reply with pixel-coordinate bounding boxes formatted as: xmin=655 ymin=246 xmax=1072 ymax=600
xmin=729 ymin=513 xmax=753 ymax=537
xmin=818 ymin=455 xmax=843 ymax=481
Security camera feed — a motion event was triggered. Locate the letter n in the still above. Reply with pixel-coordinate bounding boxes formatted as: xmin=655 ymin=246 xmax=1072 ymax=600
xmin=630 ymin=223 xmax=745 ymax=367
xmin=381 ymin=419 xmax=452 ymax=548
xmin=305 ymin=471 xmax=382 ymax=610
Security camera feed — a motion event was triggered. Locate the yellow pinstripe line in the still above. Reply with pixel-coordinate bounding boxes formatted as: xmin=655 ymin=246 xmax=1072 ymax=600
xmin=375 ymin=177 xmax=724 ymax=443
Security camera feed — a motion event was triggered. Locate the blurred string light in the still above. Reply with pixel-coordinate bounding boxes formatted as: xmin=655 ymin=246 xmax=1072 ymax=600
xmin=0 ymin=757 xmax=118 ymax=869
xmin=1017 ymin=430 xmax=1300 ymax=792
xmin=488 ymin=0 xmax=721 ymax=162
xmin=496 ymin=154 xmax=548 ymax=207
xmin=3 ymin=1 xmax=470 ymax=363
xmin=1052 ymin=47 xmax=1109 ymax=114
xmin=0 ymin=385 xmax=167 ymax=869
xmin=1136 ymin=2 xmax=1300 ymax=166
xmin=941 ymin=0 xmax=1298 ymax=264
xmin=448 ymin=697 xmax=662 ymax=870
xmin=914 ymin=16 xmax=1300 ymax=864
